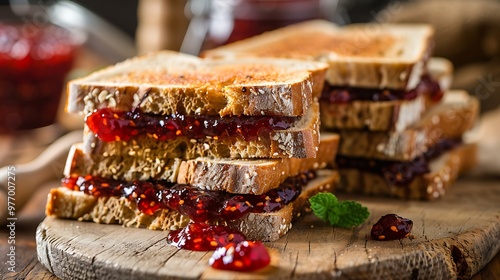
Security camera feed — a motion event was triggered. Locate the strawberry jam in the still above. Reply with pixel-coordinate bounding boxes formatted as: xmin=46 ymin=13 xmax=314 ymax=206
xmin=167 ymin=222 xmax=246 ymax=251
xmin=321 ymin=74 xmax=442 ymax=104
xmin=62 ymin=171 xmax=314 ymax=221
xmin=336 ymin=139 xmax=460 ymax=187
xmin=371 ymin=214 xmax=413 ymax=241
xmin=209 ymin=241 xmax=271 ymax=271
xmin=0 ymin=23 xmax=79 ymax=132
xmin=86 ymin=108 xmax=296 ymax=142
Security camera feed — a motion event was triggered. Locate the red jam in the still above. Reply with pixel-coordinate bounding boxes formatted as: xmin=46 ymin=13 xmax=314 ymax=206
xmin=62 ymin=171 xmax=314 ymax=221
xmin=209 ymin=241 xmax=271 ymax=271
xmin=86 ymin=108 xmax=296 ymax=142
xmin=371 ymin=214 xmax=413 ymax=241
xmin=0 ymin=23 xmax=78 ymax=132
xmin=167 ymin=222 xmax=246 ymax=251
xmin=321 ymin=74 xmax=442 ymax=104
xmin=336 ymin=139 xmax=460 ymax=187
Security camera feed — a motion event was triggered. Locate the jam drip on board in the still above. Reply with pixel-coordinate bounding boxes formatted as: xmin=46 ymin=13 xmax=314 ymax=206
xmin=336 ymin=139 xmax=460 ymax=186
xmin=62 ymin=171 xmax=314 ymax=221
xmin=321 ymin=74 xmax=442 ymax=104
xmin=86 ymin=108 xmax=297 ymax=142
xmin=371 ymin=214 xmax=413 ymax=241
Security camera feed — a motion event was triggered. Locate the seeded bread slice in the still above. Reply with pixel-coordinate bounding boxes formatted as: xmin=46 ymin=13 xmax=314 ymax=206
xmin=176 ymin=132 xmax=339 ymax=194
xmin=338 ymin=91 xmax=479 ymax=161
xmin=321 ymin=57 xmax=453 ymax=132
xmin=65 ymin=131 xmax=339 ymax=194
xmin=337 ymin=144 xmax=476 ymax=200
xmin=67 ymin=50 xmax=328 ymax=117
xmin=202 ymin=20 xmax=434 ymax=90
xmin=81 ymin=100 xmax=321 ymax=162
xmin=45 ymin=169 xmax=339 ymax=242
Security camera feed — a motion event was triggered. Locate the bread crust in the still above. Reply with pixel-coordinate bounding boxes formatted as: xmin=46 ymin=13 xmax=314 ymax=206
xmin=337 ymin=144 xmax=476 ymax=200
xmin=46 ymin=170 xmax=339 ymax=241
xmin=66 ymin=51 xmax=327 ymax=117
xmin=337 ymin=91 xmax=479 ymax=161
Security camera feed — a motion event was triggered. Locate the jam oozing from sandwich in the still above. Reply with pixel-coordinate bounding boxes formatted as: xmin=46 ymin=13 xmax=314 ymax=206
xmin=321 ymin=74 xmax=442 ymax=104
xmin=371 ymin=214 xmax=413 ymax=241
xmin=62 ymin=171 xmax=314 ymax=221
xmin=167 ymin=222 xmax=246 ymax=251
xmin=336 ymin=139 xmax=460 ymax=186
xmin=85 ymin=108 xmax=296 ymax=142
xmin=209 ymin=241 xmax=271 ymax=271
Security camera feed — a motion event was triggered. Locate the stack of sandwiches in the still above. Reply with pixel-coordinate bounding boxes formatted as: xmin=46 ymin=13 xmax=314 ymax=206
xmin=45 ymin=51 xmax=341 ymax=241
xmin=204 ymin=20 xmax=479 ymax=200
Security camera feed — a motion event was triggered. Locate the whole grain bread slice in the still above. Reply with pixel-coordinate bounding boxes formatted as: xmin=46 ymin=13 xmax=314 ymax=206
xmin=66 ymin=131 xmax=339 ymax=194
xmin=45 ymin=169 xmax=339 ymax=241
xmin=202 ymin=20 xmax=434 ymax=90
xmin=67 ymin=50 xmax=327 ymax=117
xmin=338 ymin=90 xmax=479 ymax=161
xmin=337 ymin=143 xmax=476 ymax=200
xmin=82 ymin=100 xmax=321 ymax=163
xmin=321 ymin=57 xmax=453 ymax=132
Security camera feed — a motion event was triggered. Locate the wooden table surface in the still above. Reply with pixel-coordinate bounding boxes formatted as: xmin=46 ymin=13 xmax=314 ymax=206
xmin=1 ymin=177 xmax=499 ymax=279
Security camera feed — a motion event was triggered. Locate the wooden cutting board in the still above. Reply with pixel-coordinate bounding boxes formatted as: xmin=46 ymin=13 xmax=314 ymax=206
xmin=36 ymin=177 xmax=500 ymax=280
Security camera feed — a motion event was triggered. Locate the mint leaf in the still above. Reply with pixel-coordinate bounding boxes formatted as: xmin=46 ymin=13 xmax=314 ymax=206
xmin=308 ymin=192 xmax=338 ymax=221
xmin=308 ymin=193 xmax=369 ymax=228
xmin=336 ymin=201 xmax=370 ymax=228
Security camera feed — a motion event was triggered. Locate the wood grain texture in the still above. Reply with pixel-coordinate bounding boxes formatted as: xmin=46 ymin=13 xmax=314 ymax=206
xmin=35 ymin=178 xmax=500 ymax=280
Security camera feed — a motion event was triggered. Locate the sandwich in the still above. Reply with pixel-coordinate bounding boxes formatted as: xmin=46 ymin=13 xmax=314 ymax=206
xmin=203 ymin=20 xmax=479 ymax=200
xmin=45 ymin=50 xmax=341 ymax=242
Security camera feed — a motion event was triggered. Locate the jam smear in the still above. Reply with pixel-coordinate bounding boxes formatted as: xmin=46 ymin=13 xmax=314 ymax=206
xmin=167 ymin=222 xmax=246 ymax=251
xmin=209 ymin=241 xmax=271 ymax=271
xmin=86 ymin=108 xmax=296 ymax=142
xmin=62 ymin=171 xmax=314 ymax=220
xmin=321 ymin=74 xmax=442 ymax=104
xmin=336 ymin=139 xmax=460 ymax=187
xmin=371 ymin=214 xmax=413 ymax=241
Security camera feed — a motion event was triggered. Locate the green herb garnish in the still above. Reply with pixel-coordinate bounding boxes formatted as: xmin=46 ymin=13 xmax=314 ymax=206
xmin=308 ymin=193 xmax=370 ymax=228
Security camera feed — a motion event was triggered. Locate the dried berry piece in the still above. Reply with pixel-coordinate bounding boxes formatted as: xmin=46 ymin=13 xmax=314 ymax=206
xmin=209 ymin=241 xmax=270 ymax=271
xmin=167 ymin=222 xmax=246 ymax=251
xmin=371 ymin=214 xmax=413 ymax=241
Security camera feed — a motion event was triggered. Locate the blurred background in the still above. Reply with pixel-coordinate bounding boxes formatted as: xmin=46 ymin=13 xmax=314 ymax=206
xmin=1 ymin=0 xmax=500 ymax=162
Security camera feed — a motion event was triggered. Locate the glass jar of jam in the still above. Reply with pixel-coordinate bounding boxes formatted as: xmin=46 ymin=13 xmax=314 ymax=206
xmin=197 ymin=0 xmax=338 ymax=52
xmin=0 ymin=8 xmax=82 ymax=133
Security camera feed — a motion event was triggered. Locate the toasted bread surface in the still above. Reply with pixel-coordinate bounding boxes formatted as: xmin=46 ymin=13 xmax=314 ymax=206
xmin=203 ymin=20 xmax=434 ymax=90
xmin=67 ymin=51 xmax=327 ymax=117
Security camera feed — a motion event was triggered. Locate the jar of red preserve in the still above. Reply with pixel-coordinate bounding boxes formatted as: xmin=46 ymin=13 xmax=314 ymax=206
xmin=183 ymin=0 xmax=338 ymax=54
xmin=0 ymin=8 xmax=82 ymax=133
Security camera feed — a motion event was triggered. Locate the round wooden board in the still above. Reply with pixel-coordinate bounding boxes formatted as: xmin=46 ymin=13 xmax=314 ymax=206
xmin=36 ymin=178 xmax=500 ymax=280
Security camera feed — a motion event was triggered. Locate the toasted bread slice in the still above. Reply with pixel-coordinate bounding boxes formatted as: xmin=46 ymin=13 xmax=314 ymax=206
xmin=338 ymin=144 xmax=476 ymax=200
xmin=65 ymin=132 xmax=339 ymax=193
xmin=321 ymin=57 xmax=453 ymax=132
xmin=67 ymin=50 xmax=327 ymax=117
xmin=338 ymin=90 xmax=479 ymax=161
xmin=46 ymin=169 xmax=339 ymax=241
xmin=203 ymin=20 xmax=434 ymax=90
xmin=176 ymin=132 xmax=339 ymax=194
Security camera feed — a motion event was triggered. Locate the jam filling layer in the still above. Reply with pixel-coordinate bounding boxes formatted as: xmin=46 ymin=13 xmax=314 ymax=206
xmin=86 ymin=108 xmax=297 ymax=142
xmin=62 ymin=171 xmax=315 ymax=221
xmin=336 ymin=139 xmax=460 ymax=186
xmin=321 ymin=74 xmax=442 ymax=104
